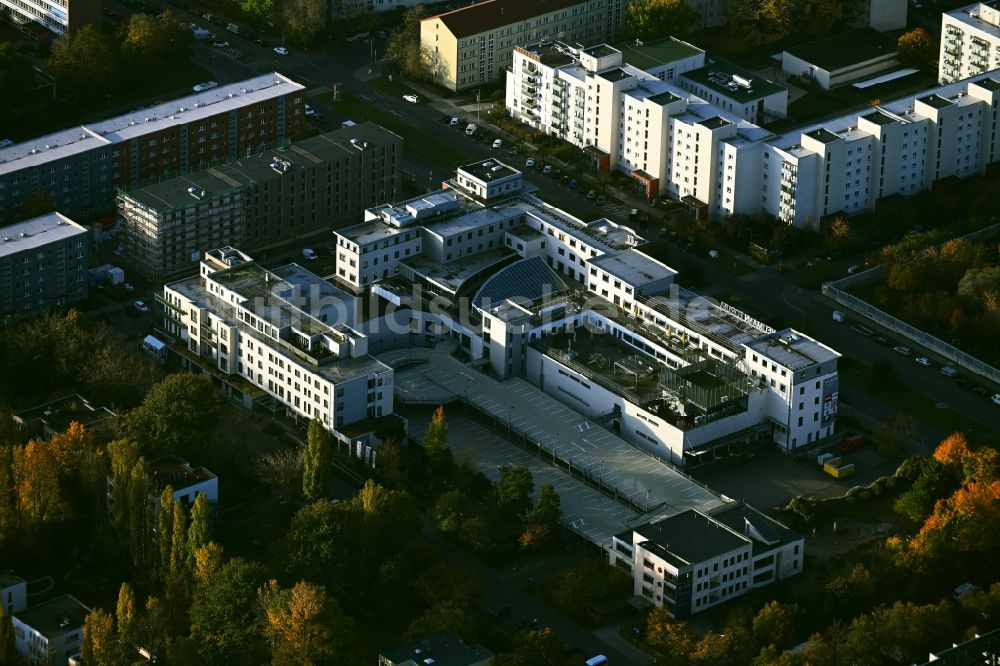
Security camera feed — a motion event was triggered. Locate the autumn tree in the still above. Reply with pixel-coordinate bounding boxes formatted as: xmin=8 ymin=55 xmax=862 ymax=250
xmin=187 ymin=493 xmax=211 ymax=560
xmin=158 ymin=487 xmax=176 ymax=580
xmin=752 ymin=600 xmax=798 ymax=652
xmin=302 ymin=419 xmax=332 ymax=501
xmin=621 ymin=0 xmax=697 ymax=40
xmin=645 ymin=607 xmax=694 ymax=658
xmin=253 ymin=448 xmax=303 ymax=499
xmin=108 ymin=439 xmax=139 ymax=528
xmin=122 ymin=11 xmax=191 ymax=62
xmin=81 ymin=609 xmax=120 ymax=666
xmin=898 ymin=28 xmax=937 ymax=68
xmin=126 ymin=458 xmax=154 ymax=572
xmin=825 ymin=217 xmax=852 ymax=250
xmin=260 ymin=580 xmax=354 ymax=665
xmin=279 ymin=0 xmax=329 ymax=47
xmin=12 ymin=439 xmax=69 ymax=540
xmin=494 ymin=628 xmax=565 ymax=666
xmin=422 ymin=405 xmax=448 ymax=456
xmin=386 ymin=5 xmax=432 ymax=80
xmin=0 ymin=604 xmax=14 ymax=665
xmin=0 ymin=447 xmax=16 ymax=558
xmin=242 ymin=0 xmax=274 ymax=26
xmin=116 ymin=583 xmax=137 ymax=655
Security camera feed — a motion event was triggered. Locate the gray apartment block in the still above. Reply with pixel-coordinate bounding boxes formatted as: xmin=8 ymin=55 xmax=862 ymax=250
xmin=117 ymin=122 xmax=402 ymax=281
xmin=0 ymin=212 xmax=89 ymax=322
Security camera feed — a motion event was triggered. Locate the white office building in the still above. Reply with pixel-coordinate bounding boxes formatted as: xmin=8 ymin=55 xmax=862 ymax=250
xmin=940 ymin=3 xmax=1000 ymax=84
xmin=161 ymin=247 xmax=393 ymax=431
xmin=347 ymin=161 xmax=841 ymax=465
xmin=13 ymin=595 xmax=89 ymax=666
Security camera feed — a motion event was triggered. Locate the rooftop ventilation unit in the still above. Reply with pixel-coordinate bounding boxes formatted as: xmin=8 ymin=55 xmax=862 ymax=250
xmin=187 ymin=186 xmax=206 ymax=199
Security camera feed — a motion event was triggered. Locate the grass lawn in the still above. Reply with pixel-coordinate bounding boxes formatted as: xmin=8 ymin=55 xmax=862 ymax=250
xmin=319 ymin=91 xmax=471 ymax=171
xmin=838 ymin=358 xmax=981 ymax=437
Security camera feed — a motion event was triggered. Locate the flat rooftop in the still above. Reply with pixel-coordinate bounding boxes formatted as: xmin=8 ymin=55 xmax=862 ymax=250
xmin=431 ymin=0 xmax=584 ymax=39
xmin=0 ymin=212 xmax=87 ymax=258
xmin=806 ymin=127 xmax=842 ymax=144
xmin=13 ymin=595 xmax=89 ymax=638
xmin=698 ymin=116 xmax=732 ymax=130
xmin=745 ymin=328 xmax=840 ymax=370
xmin=381 ymin=630 xmax=493 ymax=665
xmin=923 ymin=626 xmax=1000 ymax=665
xmin=458 ymin=158 xmax=520 ymax=182
xmin=149 ymin=454 xmax=215 ymax=491
xmin=945 ymin=2 xmax=1000 ymax=40
xmin=614 ymin=36 xmax=704 ymax=71
xmin=597 ymin=67 xmax=634 ymax=83
xmin=588 ymin=249 xmax=676 ymax=287
xmin=516 ymin=42 xmax=577 ymax=68
xmin=405 ymin=248 xmax=516 ymax=296
xmin=0 ymin=73 xmax=304 ymax=176
xmin=784 ymin=28 xmax=896 ymax=72
xmin=0 ymin=572 xmax=25 ymax=588
xmin=712 ymin=503 xmax=800 ymax=555
xmin=13 ymin=394 xmax=115 ymax=432
xmin=634 ymin=509 xmax=750 ymax=568
xmin=123 ymin=123 xmax=400 ymax=212
xmin=861 ymin=109 xmax=900 ymax=126
xmin=918 ymin=93 xmax=955 ymax=110
xmin=680 ymin=59 xmax=786 ymax=102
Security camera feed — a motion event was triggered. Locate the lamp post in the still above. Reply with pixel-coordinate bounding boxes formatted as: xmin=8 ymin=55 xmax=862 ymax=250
xmin=475 ymin=89 xmax=481 ymax=125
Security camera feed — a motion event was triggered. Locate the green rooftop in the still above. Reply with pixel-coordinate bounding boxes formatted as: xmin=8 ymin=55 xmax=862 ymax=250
xmin=613 ymin=36 xmax=704 ymax=71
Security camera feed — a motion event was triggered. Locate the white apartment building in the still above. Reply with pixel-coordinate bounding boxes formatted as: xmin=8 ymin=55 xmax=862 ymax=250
xmin=13 ymin=595 xmax=89 ymax=666
xmin=763 ymin=71 xmax=1000 ymax=227
xmin=352 ymin=161 xmax=841 ymax=464
xmin=507 ymin=41 xmax=773 ymax=212
xmin=609 ymin=504 xmax=803 ymax=618
xmin=940 ymin=3 xmax=1000 ymax=84
xmin=161 ymin=247 xmax=393 ymax=431
xmin=1 ymin=572 xmax=27 ymax=617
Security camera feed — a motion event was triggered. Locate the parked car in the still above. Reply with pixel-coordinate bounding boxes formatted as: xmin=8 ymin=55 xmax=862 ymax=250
xmin=192 ymin=81 xmax=218 ymax=92
xmin=542 ymin=165 xmax=552 ymax=175
xmin=403 ymin=94 xmax=420 ymax=103
xmin=302 ymin=248 xmax=318 ymax=260
xmin=893 ymin=346 xmax=912 ymax=356
xmin=376 ymin=30 xmax=388 ymax=38
xmin=848 ymin=264 xmax=862 ymax=274
xmin=992 ymin=393 xmax=1000 ymax=406
xmin=524 ymin=158 xmax=535 ymax=168
xmin=915 ymin=356 xmax=931 ymax=367
xmin=449 ymin=117 xmax=459 ymax=125
xmin=273 ymin=46 xmax=289 ymax=55
xmin=212 ymin=40 xmax=229 ymax=47
xmin=134 ymin=300 xmax=150 ymax=313
xmin=875 ymin=336 xmax=892 ymax=346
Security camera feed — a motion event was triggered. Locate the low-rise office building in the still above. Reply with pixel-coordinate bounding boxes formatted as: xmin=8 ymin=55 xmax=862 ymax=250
xmin=0 ymin=212 xmax=88 ymax=323
xmin=0 ymin=73 xmax=306 ymax=225
xmin=421 ymin=0 xmax=629 ymax=91
xmin=117 ymin=122 xmax=402 ymax=281
xmin=12 ymin=394 xmax=115 ymax=437
xmin=149 ymin=455 xmax=218 ymax=506
xmin=781 ymin=28 xmax=898 ymax=91
xmin=678 ymin=59 xmax=788 ymax=124
xmin=609 ymin=504 xmax=803 ymax=618
xmin=12 ymin=595 xmax=89 ymax=666
xmin=160 ymin=247 xmax=393 ymax=431
xmin=940 ymin=2 xmax=1000 ymax=84
xmin=0 ymin=0 xmax=100 ymax=36
xmin=379 ymin=630 xmax=494 ymax=666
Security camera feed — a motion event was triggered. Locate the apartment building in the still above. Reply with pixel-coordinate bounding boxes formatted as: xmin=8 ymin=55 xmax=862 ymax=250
xmin=421 ymin=0 xmax=628 ymax=91
xmin=940 ymin=2 xmax=1000 ymax=84
xmin=609 ymin=504 xmax=803 ymax=618
xmin=677 ymin=59 xmax=788 ymax=124
xmin=117 ymin=122 xmax=402 ymax=281
xmin=350 ymin=161 xmax=841 ymax=464
xmin=507 ymin=40 xmax=772 ymax=211
xmin=0 ymin=73 xmax=306 ymax=225
xmin=763 ymin=71 xmax=1000 ymax=227
xmin=0 ymin=572 xmax=27 ymax=617
xmin=1 ymin=0 xmax=100 ymax=36
xmin=0 ymin=212 xmax=88 ymax=323
xmin=13 ymin=595 xmax=89 ymax=666
xmin=161 ymin=247 xmax=393 ymax=430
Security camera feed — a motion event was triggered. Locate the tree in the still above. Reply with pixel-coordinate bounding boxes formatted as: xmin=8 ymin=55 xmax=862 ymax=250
xmin=0 ymin=604 xmax=14 ymax=666
xmin=127 ymin=374 xmax=220 ymax=457
xmin=432 ymin=490 xmax=473 ymax=534
xmin=302 ymin=419 xmax=332 ymax=501
xmin=126 ymin=458 xmax=154 ymax=571
xmin=645 ymin=608 xmax=694 ymax=658
xmin=386 ymin=5 xmax=432 ymax=80
xmin=122 ymin=10 xmax=191 ymax=62
xmin=108 ymin=439 xmax=139 ymax=528
xmin=898 ymin=28 xmax=937 ymax=68
xmin=187 ymin=493 xmax=211 ymax=561
xmin=825 ymin=217 xmax=852 ymax=250
xmin=193 ymin=542 xmax=225 ymax=591
xmin=495 ymin=466 xmax=533 ymax=518
xmin=0 ymin=447 xmax=14 ymax=559
xmin=81 ymin=609 xmax=120 ymax=666
xmin=752 ymin=600 xmax=798 ymax=652
xmin=157 ymin=487 xmax=175 ymax=580
xmin=422 ymin=405 xmax=448 ymax=455
xmin=242 ymin=0 xmax=274 ymax=26
xmin=44 ymin=25 xmax=120 ymax=101
xmin=621 ymin=0 xmax=697 ymax=41
xmin=253 ymin=448 xmax=303 ymax=499
xmin=260 ymin=580 xmax=353 ymax=665
xmin=189 ymin=557 xmax=268 ymax=662
xmin=279 ymin=0 xmax=329 ymax=47
xmin=12 ymin=439 xmax=68 ymax=529
xmin=116 ymin=583 xmax=137 ymax=655
xmin=933 ymin=432 xmax=972 ymax=469
xmin=527 ymin=484 xmax=561 ymax=527
xmin=285 ymin=501 xmax=364 ymax=595
xmin=494 ymin=628 xmax=565 ymax=666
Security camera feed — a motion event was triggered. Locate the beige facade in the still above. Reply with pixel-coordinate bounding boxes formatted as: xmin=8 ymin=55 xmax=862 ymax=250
xmin=421 ymin=0 xmax=627 ymax=91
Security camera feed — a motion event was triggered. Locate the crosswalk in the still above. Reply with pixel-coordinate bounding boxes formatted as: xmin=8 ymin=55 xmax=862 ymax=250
xmin=213 ymin=46 xmax=242 ymax=61
xmin=600 ymin=202 xmax=632 ymax=222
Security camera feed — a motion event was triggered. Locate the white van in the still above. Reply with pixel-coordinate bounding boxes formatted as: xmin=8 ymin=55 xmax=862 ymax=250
xmin=832 ymin=310 xmax=846 ymax=323
xmin=465 ymin=123 xmax=477 ymax=136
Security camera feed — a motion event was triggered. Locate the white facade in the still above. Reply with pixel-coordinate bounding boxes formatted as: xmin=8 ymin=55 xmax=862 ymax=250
xmin=1 ymin=573 xmax=27 ymax=616
xmin=763 ymin=72 xmax=1000 ymax=227
xmin=940 ymin=3 xmax=1000 ymax=84
xmin=12 ymin=595 xmax=89 ymax=666
xmin=162 ymin=248 xmax=393 ymax=431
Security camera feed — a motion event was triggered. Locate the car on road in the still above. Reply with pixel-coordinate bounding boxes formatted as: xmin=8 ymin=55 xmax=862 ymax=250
xmin=192 ymin=81 xmax=218 ymax=92
xmin=542 ymin=165 xmax=552 ymax=175
xmin=212 ymin=40 xmax=229 ymax=47
xmin=915 ymin=356 xmax=931 ymax=367
xmin=403 ymin=93 xmax=420 ymax=103
xmin=893 ymin=345 xmax=912 ymax=356
xmin=450 ymin=117 xmax=459 ymax=125
xmin=305 ymin=104 xmax=319 ymax=119
xmin=134 ymin=300 xmax=150 ymax=313
xmin=875 ymin=335 xmax=892 ymax=346
xmin=992 ymin=393 xmax=1000 ymax=406
xmin=586 ymin=190 xmax=596 ymax=199
xmin=492 ymin=138 xmax=502 ymax=148
xmin=524 ymin=158 xmax=535 ymax=168
xmin=273 ymin=46 xmax=289 ymax=55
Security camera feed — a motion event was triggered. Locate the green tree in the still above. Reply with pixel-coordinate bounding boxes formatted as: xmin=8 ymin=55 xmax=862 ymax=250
xmin=285 ymin=500 xmax=363 ymax=595
xmin=422 ymin=405 xmax=448 ymax=455
xmin=189 ymin=557 xmax=268 ymax=662
xmin=898 ymin=28 xmax=937 ymax=68
xmin=157 ymin=487 xmax=175 ymax=579
xmin=127 ymin=458 xmax=154 ymax=572
xmin=495 ymin=466 xmax=533 ymax=518
xmin=127 ymin=374 xmax=220 ymax=457
xmin=187 ymin=493 xmax=211 ymax=561
xmin=242 ymin=0 xmax=274 ymax=26
xmin=527 ymin=484 xmax=561 ymax=527
xmin=81 ymin=609 xmax=120 ymax=666
xmin=44 ymin=25 xmax=120 ymax=101
xmin=302 ymin=419 xmax=332 ymax=501
xmin=752 ymin=600 xmax=798 ymax=652
xmin=279 ymin=0 xmax=329 ymax=47
xmin=432 ymin=489 xmax=472 ymax=534
xmin=121 ymin=11 xmax=191 ymax=62
xmin=494 ymin=627 xmax=565 ymax=666
xmin=386 ymin=5 xmax=432 ymax=80
xmin=116 ymin=582 xmax=137 ymax=655
xmin=108 ymin=439 xmax=139 ymax=528
xmin=621 ymin=0 xmax=697 ymax=41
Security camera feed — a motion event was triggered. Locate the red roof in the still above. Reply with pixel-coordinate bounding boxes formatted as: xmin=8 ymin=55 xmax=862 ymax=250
xmin=430 ymin=0 xmax=587 ymax=39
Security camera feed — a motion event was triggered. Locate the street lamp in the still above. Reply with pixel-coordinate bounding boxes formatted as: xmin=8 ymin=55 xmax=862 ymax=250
xmin=475 ymin=89 xmax=481 ymax=125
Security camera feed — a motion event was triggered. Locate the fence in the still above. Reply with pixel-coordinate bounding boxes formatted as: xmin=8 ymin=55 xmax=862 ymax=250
xmin=822 ymin=223 xmax=1000 ymax=385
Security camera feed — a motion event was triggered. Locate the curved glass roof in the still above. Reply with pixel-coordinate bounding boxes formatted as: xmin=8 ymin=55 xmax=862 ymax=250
xmin=473 ymin=256 xmax=569 ymax=310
